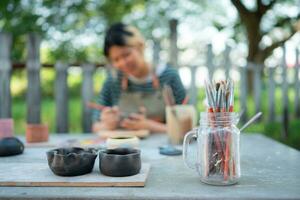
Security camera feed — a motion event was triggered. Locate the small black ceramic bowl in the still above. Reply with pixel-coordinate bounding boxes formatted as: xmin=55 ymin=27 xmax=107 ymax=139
xmin=99 ymin=148 xmax=141 ymax=177
xmin=0 ymin=137 xmax=24 ymax=157
xmin=46 ymin=147 xmax=97 ymax=176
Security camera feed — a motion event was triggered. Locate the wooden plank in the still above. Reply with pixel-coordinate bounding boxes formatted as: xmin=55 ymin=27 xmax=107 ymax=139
xmin=152 ymin=39 xmax=160 ymax=68
xmin=0 ymin=162 xmax=150 ymax=187
xmin=206 ymin=44 xmax=214 ymax=80
xmin=97 ymin=129 xmax=150 ymax=139
xmin=295 ymin=48 xmax=300 ymax=118
xmin=82 ymin=63 xmax=95 ymax=133
xmin=26 ymin=33 xmax=41 ymax=124
xmin=169 ymin=19 xmax=178 ymax=67
xmin=268 ymin=67 xmax=276 ymax=122
xmin=239 ymin=65 xmax=248 ymax=123
xmin=281 ymin=46 xmax=289 ymax=138
xmin=253 ymin=63 xmax=262 ymax=117
xmin=25 ymin=136 xmax=106 ymax=148
xmin=189 ymin=65 xmax=198 ymax=105
xmin=224 ymin=45 xmax=231 ymax=78
xmin=0 ymin=33 xmax=12 ymax=118
xmin=55 ymin=61 xmax=69 ymax=133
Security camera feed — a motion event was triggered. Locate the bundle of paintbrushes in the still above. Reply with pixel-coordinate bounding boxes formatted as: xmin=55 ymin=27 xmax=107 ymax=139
xmin=205 ymin=80 xmax=234 ymax=113
xmin=203 ymin=80 xmax=238 ymax=183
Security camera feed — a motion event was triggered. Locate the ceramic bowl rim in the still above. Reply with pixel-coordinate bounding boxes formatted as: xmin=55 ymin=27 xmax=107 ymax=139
xmin=47 ymin=147 xmax=97 ymax=158
xmin=100 ymin=148 xmax=140 ymax=157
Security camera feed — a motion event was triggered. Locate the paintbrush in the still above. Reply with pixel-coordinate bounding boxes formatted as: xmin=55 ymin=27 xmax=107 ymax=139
xmin=87 ymin=102 xmax=106 ymax=111
xmin=164 ymin=85 xmax=176 ymax=106
xmin=87 ymin=102 xmax=130 ymax=121
xmin=163 ymin=84 xmax=177 ymax=118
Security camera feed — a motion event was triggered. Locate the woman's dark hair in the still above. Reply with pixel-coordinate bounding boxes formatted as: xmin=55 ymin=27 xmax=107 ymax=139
xmin=103 ymin=22 xmax=144 ymax=57
xmin=104 ymin=23 xmax=133 ymax=57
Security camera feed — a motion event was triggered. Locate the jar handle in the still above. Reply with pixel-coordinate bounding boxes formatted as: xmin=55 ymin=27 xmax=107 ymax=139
xmin=183 ymin=128 xmax=198 ymax=170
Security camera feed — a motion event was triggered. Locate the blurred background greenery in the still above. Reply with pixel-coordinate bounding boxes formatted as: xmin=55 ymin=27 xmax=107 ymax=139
xmin=1 ymin=0 xmax=299 ymax=149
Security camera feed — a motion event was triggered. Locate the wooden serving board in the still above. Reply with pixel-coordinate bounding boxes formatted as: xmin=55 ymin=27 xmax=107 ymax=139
xmin=98 ymin=130 xmax=150 ymax=139
xmin=25 ymin=141 xmax=56 ymax=148
xmin=25 ymin=137 xmax=106 ymax=148
xmin=0 ymin=163 xmax=150 ymax=187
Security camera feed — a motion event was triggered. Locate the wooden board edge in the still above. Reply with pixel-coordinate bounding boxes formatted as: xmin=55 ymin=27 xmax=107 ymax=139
xmin=0 ymin=181 xmax=145 ymax=187
xmin=0 ymin=163 xmax=151 ymax=187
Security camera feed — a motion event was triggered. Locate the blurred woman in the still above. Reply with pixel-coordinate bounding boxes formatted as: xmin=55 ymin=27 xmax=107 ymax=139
xmin=92 ymin=22 xmax=186 ymax=133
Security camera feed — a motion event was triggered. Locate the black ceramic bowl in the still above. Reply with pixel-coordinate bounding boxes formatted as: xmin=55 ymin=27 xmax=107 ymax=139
xmin=99 ymin=148 xmax=141 ymax=177
xmin=46 ymin=147 xmax=97 ymax=176
xmin=0 ymin=137 xmax=24 ymax=156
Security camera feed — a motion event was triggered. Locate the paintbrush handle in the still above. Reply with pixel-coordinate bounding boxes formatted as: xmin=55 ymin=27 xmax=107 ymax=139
xmin=240 ymin=112 xmax=262 ymax=132
xmin=87 ymin=102 xmax=106 ymax=111
xmin=182 ymin=96 xmax=189 ymax=105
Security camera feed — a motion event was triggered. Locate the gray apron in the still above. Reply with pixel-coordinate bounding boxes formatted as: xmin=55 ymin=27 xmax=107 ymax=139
xmin=118 ymin=74 xmax=166 ymax=122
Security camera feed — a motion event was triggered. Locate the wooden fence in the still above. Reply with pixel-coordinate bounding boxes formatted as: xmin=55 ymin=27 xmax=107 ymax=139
xmin=0 ymin=32 xmax=299 ymax=136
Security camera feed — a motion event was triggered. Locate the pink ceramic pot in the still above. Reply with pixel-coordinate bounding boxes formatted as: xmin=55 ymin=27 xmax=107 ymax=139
xmin=0 ymin=119 xmax=14 ymax=139
xmin=26 ymin=124 xmax=49 ymax=143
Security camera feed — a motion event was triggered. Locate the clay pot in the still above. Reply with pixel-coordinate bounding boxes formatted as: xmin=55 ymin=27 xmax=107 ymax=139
xmin=0 ymin=137 xmax=24 ymax=156
xmin=99 ymin=148 xmax=141 ymax=177
xmin=106 ymin=135 xmax=140 ymax=149
xmin=46 ymin=147 xmax=97 ymax=176
xmin=26 ymin=124 xmax=49 ymax=143
xmin=0 ymin=119 xmax=14 ymax=139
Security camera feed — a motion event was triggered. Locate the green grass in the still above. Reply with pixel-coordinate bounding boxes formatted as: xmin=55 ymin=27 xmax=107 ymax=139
xmin=13 ymin=97 xmax=83 ymax=134
xmin=12 ymin=97 xmax=27 ymax=134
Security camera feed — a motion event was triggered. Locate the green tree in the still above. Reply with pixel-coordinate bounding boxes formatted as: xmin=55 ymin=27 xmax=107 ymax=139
xmin=0 ymin=0 xmax=145 ymax=62
xmin=231 ymin=0 xmax=300 ymax=90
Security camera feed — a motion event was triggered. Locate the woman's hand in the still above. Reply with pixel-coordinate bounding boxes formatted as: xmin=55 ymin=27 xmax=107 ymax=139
xmin=99 ymin=106 xmax=120 ymax=130
xmin=120 ymin=112 xmax=148 ymax=130
xmin=120 ymin=107 xmax=167 ymax=133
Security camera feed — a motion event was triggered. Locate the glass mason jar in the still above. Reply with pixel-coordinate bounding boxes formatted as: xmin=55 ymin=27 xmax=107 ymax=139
xmin=183 ymin=112 xmax=240 ymax=185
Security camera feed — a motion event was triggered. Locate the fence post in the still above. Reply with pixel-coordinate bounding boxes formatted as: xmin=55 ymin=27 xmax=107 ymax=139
xmin=26 ymin=33 xmax=41 ymax=124
xmin=152 ymin=39 xmax=160 ymax=68
xmin=169 ymin=19 xmax=178 ymax=67
xmin=189 ymin=65 xmax=198 ymax=105
xmin=55 ymin=61 xmax=69 ymax=133
xmin=268 ymin=67 xmax=276 ymax=122
xmin=206 ymin=44 xmax=214 ymax=80
xmin=295 ymin=48 xmax=300 ymax=118
xmin=224 ymin=45 xmax=231 ymax=78
xmin=239 ymin=65 xmax=248 ymax=123
xmin=82 ymin=64 xmax=95 ymax=133
xmin=0 ymin=33 xmax=12 ymax=118
xmin=281 ymin=46 xmax=289 ymax=138
xmin=253 ymin=63 xmax=262 ymax=117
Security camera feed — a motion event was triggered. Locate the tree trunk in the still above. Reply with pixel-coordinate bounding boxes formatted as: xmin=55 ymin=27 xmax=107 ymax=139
xmin=244 ymin=13 xmax=263 ymax=94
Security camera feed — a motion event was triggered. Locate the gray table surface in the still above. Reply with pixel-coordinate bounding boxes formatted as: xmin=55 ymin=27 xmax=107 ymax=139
xmin=0 ymin=133 xmax=299 ymax=200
